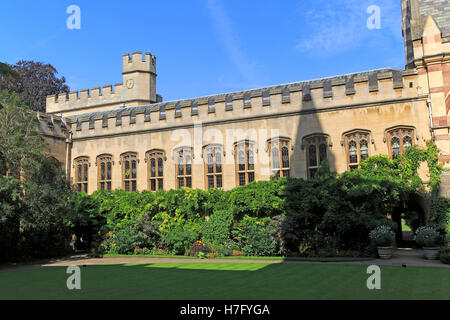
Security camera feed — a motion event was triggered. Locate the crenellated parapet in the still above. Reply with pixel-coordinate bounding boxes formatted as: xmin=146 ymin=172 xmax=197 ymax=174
xmin=65 ymin=68 xmax=422 ymax=138
xmin=46 ymin=52 xmax=158 ymax=116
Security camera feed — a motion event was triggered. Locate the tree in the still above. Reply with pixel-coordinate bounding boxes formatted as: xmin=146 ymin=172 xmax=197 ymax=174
xmin=0 ymin=60 xmax=69 ymax=112
xmin=0 ymin=175 xmax=22 ymax=261
xmin=0 ymin=91 xmax=76 ymax=260
xmin=0 ymin=63 xmax=19 ymax=109
xmin=20 ymin=155 xmax=75 ymax=258
xmin=0 ymin=90 xmax=47 ymax=177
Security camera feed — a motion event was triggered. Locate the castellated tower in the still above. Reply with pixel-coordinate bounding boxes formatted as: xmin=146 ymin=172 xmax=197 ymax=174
xmin=401 ymin=0 xmax=450 ymax=168
xmin=46 ymin=51 xmax=159 ymax=117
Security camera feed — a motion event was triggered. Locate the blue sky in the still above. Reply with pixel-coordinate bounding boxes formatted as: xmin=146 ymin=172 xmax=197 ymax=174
xmin=1 ymin=0 xmax=405 ymax=101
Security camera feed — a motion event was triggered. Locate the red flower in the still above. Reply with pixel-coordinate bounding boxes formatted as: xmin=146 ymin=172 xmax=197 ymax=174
xmin=279 ymin=238 xmax=283 ymax=242
xmin=106 ymin=233 xmax=110 ymax=238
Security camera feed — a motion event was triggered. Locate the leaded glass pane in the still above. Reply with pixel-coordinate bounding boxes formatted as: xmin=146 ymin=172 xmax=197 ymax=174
xmin=207 ymin=153 xmax=214 ymax=174
xmin=239 ymin=173 xmax=245 ymax=186
xmin=248 ymin=150 xmax=254 ymax=171
xmin=150 ymin=159 xmax=156 ymax=177
xmin=308 ymin=145 xmax=317 ymax=167
xmin=403 ymin=136 xmax=412 ymax=151
xmin=319 ymin=144 xmax=327 ymax=163
xmin=282 ymin=147 xmax=289 ymax=168
xmin=391 ymin=137 xmax=400 ymax=159
xmin=216 ymin=153 xmax=222 ymax=173
xmin=238 ymin=151 xmax=245 ymax=171
xmin=157 ymin=158 xmax=163 ymax=177
xmin=272 ymin=148 xmax=280 ymax=169
xmin=101 ymin=163 xmax=105 ymax=180
xmin=208 ymin=175 xmax=214 ymax=188
xmin=131 ymin=160 xmax=136 ymax=179
xmin=349 ymin=140 xmax=358 ymax=164
xmin=360 ymin=140 xmax=369 ymax=161
xmin=216 ymin=175 xmax=222 ymax=188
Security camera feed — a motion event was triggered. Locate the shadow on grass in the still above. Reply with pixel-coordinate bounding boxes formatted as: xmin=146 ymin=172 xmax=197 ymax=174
xmin=0 ymin=262 xmax=448 ymax=300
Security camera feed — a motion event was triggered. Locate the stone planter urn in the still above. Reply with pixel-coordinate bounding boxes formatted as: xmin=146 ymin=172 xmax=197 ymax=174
xmin=377 ymin=246 xmax=394 ymax=259
xmin=423 ymin=247 xmax=440 ymax=260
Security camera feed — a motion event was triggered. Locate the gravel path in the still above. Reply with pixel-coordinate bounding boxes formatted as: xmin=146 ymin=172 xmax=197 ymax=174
xmin=1 ymin=248 xmax=448 ymax=272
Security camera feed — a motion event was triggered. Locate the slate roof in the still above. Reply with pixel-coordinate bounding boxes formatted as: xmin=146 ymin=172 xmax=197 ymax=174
xmin=419 ymin=0 xmax=450 ymax=39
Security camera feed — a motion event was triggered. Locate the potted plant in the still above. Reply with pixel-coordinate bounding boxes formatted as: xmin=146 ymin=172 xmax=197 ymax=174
xmin=415 ymin=226 xmax=440 ymax=260
xmin=369 ymin=226 xmax=395 ymax=259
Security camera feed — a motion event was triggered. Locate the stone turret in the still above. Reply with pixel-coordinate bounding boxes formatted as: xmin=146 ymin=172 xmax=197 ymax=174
xmin=46 ymin=52 xmax=158 ymax=117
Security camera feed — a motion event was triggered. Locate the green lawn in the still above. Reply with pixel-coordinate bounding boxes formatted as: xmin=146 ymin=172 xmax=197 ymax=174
xmin=0 ymin=263 xmax=448 ymax=300
xmin=103 ymin=254 xmax=374 ymax=262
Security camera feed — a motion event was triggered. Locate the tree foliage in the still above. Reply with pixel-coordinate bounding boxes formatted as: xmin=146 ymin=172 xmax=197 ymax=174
xmin=0 ymin=90 xmax=47 ymax=177
xmin=0 ymin=61 xmax=69 ymax=112
xmin=0 ymin=91 xmax=76 ymax=261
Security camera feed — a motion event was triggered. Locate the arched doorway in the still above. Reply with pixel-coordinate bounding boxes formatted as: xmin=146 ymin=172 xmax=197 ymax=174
xmin=391 ymin=193 xmax=427 ymax=248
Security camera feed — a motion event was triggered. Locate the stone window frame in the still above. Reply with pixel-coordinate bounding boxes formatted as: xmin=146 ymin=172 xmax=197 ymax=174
xmin=268 ymin=137 xmax=291 ymax=178
xmin=97 ymin=154 xmax=113 ymax=191
xmin=342 ymin=129 xmax=372 ymax=171
xmin=203 ymin=144 xmax=224 ymax=189
xmin=174 ymin=146 xmax=193 ymax=189
xmin=146 ymin=149 xmax=165 ymax=191
xmin=74 ymin=156 xmax=89 ymax=192
xmin=302 ymin=134 xmax=330 ymax=179
xmin=120 ymin=152 xmax=138 ymax=192
xmin=234 ymin=140 xmax=256 ymax=186
xmin=385 ymin=125 xmax=416 ymax=160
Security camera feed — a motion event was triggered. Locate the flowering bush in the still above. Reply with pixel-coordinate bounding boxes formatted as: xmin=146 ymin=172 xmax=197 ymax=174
xmin=231 ymin=215 xmax=279 ymax=256
xmin=185 ymin=240 xmax=211 ymax=257
xmin=369 ymin=226 xmax=395 ymax=247
xmin=415 ymin=226 xmax=440 ymax=247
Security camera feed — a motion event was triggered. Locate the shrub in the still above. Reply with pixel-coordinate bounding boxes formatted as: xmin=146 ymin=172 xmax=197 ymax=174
xmin=133 ymin=215 xmax=161 ymax=249
xmin=415 ymin=226 xmax=440 ymax=247
xmin=186 ymin=240 xmax=211 ymax=257
xmin=103 ymin=228 xmax=138 ymax=255
xmin=440 ymin=247 xmax=450 ymax=264
xmin=231 ymin=215 xmax=278 ymax=256
xmin=161 ymin=229 xmax=197 ymax=255
xmin=202 ymin=209 xmax=234 ymax=248
xmin=369 ymin=226 xmax=395 ymax=247
xmin=228 ymin=178 xmax=286 ymax=219
xmin=0 ymin=176 xmax=22 ymax=261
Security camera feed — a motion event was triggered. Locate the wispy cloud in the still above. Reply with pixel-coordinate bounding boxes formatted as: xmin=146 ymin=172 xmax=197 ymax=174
xmin=295 ymin=0 xmax=401 ymax=54
xmin=204 ymin=0 xmax=262 ymax=88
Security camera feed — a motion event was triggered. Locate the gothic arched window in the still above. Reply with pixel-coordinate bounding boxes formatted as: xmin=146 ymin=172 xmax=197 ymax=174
xmin=121 ymin=152 xmax=138 ymax=192
xmin=146 ymin=150 xmax=165 ymax=191
xmin=268 ymin=138 xmax=291 ymax=178
xmin=234 ymin=140 xmax=256 ymax=186
xmin=75 ymin=157 xmax=89 ymax=192
xmin=204 ymin=145 xmax=223 ymax=189
xmin=343 ymin=130 xmax=371 ymax=171
xmin=386 ymin=127 xmax=415 ymax=159
xmin=174 ymin=147 xmax=192 ymax=189
xmin=97 ymin=154 xmax=112 ymax=191
xmin=303 ymin=135 xmax=329 ymax=178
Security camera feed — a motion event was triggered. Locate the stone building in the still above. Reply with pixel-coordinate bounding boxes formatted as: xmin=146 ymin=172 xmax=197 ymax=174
xmin=42 ymin=0 xmax=450 ymax=195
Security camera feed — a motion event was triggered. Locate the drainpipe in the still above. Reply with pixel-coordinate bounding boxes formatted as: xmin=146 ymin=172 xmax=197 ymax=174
xmin=426 ymin=97 xmax=434 ymax=140
xmin=65 ymin=131 xmax=73 ymax=178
